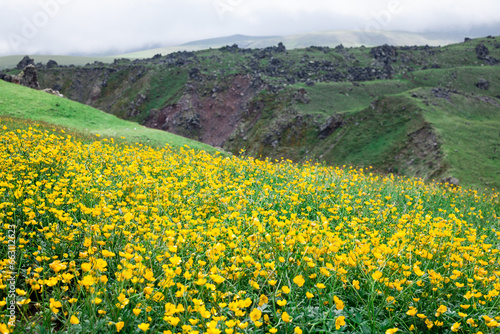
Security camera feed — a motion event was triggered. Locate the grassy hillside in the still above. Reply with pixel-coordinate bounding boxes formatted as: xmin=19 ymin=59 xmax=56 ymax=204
xmin=1 ymin=118 xmax=499 ymax=333
xmin=0 ymin=80 xmax=217 ymax=152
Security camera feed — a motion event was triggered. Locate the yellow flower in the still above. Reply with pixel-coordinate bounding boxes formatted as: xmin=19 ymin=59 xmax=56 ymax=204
xmin=386 ymin=328 xmax=398 ymax=334
xmin=316 ymin=283 xmax=326 ymax=289
xmin=81 ymin=262 xmax=92 ymax=272
xmin=133 ymin=308 xmax=141 ymax=316
xmin=335 ymin=316 xmax=346 ymax=330
xmin=102 ymin=250 xmax=116 ymax=257
xmin=294 ymin=327 xmax=303 ymax=334
xmin=293 ymin=275 xmax=305 ymax=287
xmin=0 ymin=324 xmax=10 ymax=334
xmin=138 ymin=323 xmax=150 ymax=332
xmin=451 ymin=322 xmax=461 ymax=332
xmin=16 ymin=289 xmax=27 ymax=296
xmin=225 ymin=320 xmax=236 ymax=328
xmin=406 ymin=307 xmax=417 ymax=316
xmin=352 ymin=280 xmax=360 ymax=290
xmin=250 ymin=309 xmax=262 ymax=322
xmin=259 ymin=294 xmax=269 ymax=306
xmin=435 ymin=305 xmax=447 ymax=317
xmin=80 ymin=275 xmax=95 ymax=287
xmin=282 ymin=286 xmax=290 ymax=294
xmin=282 ymin=312 xmax=292 ymax=323
xmin=210 ymin=274 xmax=225 ymax=284
xmin=333 ymin=296 xmax=344 ymax=310
xmin=372 ymin=271 xmax=383 ymax=281
xmin=277 ymin=299 xmax=287 ymax=306
xmin=70 ymin=315 xmax=80 ymax=324
xmin=115 ymin=321 xmax=125 ymax=332
xmin=306 ymin=292 xmax=314 ymax=299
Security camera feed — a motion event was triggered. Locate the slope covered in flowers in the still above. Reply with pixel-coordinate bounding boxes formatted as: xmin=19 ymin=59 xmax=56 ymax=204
xmin=0 ymin=118 xmax=499 ymax=334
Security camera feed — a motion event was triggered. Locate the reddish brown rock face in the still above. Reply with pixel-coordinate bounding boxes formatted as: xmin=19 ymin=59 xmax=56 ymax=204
xmin=144 ymin=74 xmax=265 ymax=147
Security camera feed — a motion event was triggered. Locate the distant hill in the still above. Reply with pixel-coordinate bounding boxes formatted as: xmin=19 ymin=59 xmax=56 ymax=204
xmin=0 ymin=30 xmax=468 ymax=69
xmin=180 ymin=31 xmax=462 ymax=49
xmin=181 ymin=34 xmax=281 ymax=47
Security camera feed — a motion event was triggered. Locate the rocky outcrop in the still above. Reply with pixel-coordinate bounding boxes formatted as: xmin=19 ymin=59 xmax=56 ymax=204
xmin=476 ymin=43 xmax=499 ymax=65
xmin=19 ymin=65 xmax=40 ymax=89
xmin=42 ymin=88 xmax=64 ymax=97
xmin=442 ymin=177 xmax=460 ymax=186
xmin=46 ymin=60 xmax=58 ymax=69
xmin=476 ymin=78 xmax=490 ymax=90
xmin=370 ymin=44 xmax=398 ymax=64
xmin=318 ymin=114 xmax=344 ymax=139
xmin=17 ymin=56 xmax=35 ymax=70
xmin=144 ymin=74 xmax=267 ymax=147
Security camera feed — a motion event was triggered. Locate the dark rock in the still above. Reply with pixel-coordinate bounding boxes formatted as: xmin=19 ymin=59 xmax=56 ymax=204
xmin=19 ymin=64 xmax=40 ymax=89
xmin=2 ymin=74 xmax=13 ymax=83
xmin=277 ymin=42 xmax=286 ymax=53
xmin=318 ymin=114 xmax=344 ymax=139
xmin=292 ymin=88 xmax=310 ymax=104
xmin=46 ymin=60 xmax=58 ymax=68
xmin=17 ymin=56 xmax=35 ymax=70
xmin=152 ymin=54 xmax=162 ymax=60
xmin=442 ymin=177 xmax=459 ymax=186
xmin=0 ymin=73 xmax=5 ymax=81
xmin=189 ymin=67 xmax=202 ymax=80
xmin=464 ymin=37 xmax=472 ymax=43
xmin=475 ymin=43 xmax=499 ymax=65
xmin=370 ymin=44 xmax=398 ymax=65
xmin=476 ymin=78 xmax=490 ymax=90
xmin=305 ymin=79 xmax=315 ymax=87
xmin=476 ymin=43 xmax=489 ymax=58
xmin=431 ymin=87 xmax=455 ymax=100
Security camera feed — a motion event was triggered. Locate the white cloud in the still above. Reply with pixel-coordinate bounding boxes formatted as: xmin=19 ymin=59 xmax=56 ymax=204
xmin=0 ymin=0 xmax=499 ymax=56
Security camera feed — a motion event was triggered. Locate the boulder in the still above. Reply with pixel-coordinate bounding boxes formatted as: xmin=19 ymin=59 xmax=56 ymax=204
xmin=16 ymin=56 xmax=35 ymax=70
xmin=476 ymin=78 xmax=490 ymax=90
xmin=19 ymin=64 xmax=40 ymax=89
xmin=292 ymin=88 xmax=310 ymax=104
xmin=442 ymin=177 xmax=459 ymax=187
xmin=2 ymin=74 xmax=13 ymax=83
xmin=476 ymin=43 xmax=489 ymax=58
xmin=42 ymin=88 xmax=64 ymax=97
xmin=46 ymin=60 xmax=58 ymax=68
xmin=370 ymin=44 xmax=398 ymax=65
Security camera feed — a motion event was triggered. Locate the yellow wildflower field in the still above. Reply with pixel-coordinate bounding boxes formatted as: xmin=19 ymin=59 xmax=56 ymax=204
xmin=0 ymin=119 xmax=499 ymax=333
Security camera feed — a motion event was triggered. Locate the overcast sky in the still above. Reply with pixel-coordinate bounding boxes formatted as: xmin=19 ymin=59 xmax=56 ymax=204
xmin=1 ymin=0 xmax=500 ymax=56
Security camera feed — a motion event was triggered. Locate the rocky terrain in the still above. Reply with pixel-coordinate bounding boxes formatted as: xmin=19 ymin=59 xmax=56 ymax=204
xmin=2 ymin=36 xmax=500 ymax=189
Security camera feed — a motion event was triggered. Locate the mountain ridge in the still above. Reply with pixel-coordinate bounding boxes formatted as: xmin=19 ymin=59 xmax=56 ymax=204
xmin=4 ymin=35 xmax=500 ymax=190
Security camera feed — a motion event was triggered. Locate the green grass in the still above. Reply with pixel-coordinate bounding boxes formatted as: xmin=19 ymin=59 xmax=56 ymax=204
xmin=407 ymin=88 xmax=500 ymax=190
xmin=0 ymin=80 xmax=218 ymax=152
xmin=294 ymin=80 xmax=415 ymax=117
xmin=2 ymin=117 xmax=499 ymax=334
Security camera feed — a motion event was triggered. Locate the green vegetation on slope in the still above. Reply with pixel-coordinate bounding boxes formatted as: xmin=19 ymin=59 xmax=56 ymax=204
xmin=2 ymin=118 xmax=499 ymax=333
xmin=0 ymin=80 xmax=218 ymax=152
